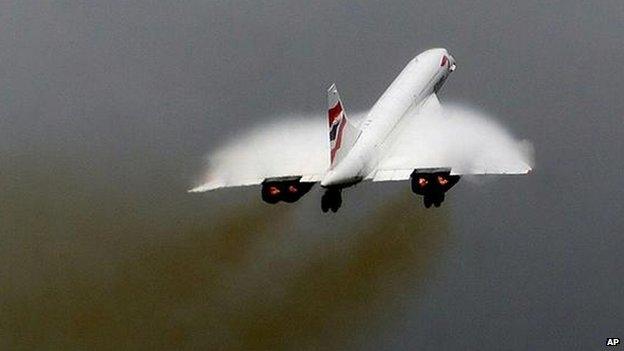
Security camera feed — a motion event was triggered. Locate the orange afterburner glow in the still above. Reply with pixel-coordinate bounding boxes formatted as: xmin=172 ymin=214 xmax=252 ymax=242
xmin=269 ymin=186 xmax=281 ymax=196
xmin=418 ymin=178 xmax=428 ymax=187
xmin=437 ymin=175 xmax=449 ymax=185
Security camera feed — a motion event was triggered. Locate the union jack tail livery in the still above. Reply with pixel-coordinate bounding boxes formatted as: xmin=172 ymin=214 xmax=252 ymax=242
xmin=327 ymin=84 xmax=360 ymax=168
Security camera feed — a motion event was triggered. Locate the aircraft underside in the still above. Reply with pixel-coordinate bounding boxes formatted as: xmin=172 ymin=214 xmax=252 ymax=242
xmin=260 ymin=170 xmax=461 ymax=213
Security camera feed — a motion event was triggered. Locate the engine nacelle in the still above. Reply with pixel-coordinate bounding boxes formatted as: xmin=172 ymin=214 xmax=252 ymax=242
xmin=261 ymin=176 xmax=315 ymax=204
xmin=410 ymin=170 xmax=460 ymax=208
xmin=410 ymin=170 xmax=460 ymax=195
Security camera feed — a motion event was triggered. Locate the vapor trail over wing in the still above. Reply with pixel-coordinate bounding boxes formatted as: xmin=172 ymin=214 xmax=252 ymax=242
xmin=189 ymin=117 xmax=334 ymax=192
xmin=371 ymin=102 xmax=533 ymax=182
xmin=190 ymin=105 xmax=531 ymax=192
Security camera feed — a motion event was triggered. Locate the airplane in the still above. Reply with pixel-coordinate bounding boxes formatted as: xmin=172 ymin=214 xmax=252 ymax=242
xmin=191 ymin=48 xmax=532 ymax=212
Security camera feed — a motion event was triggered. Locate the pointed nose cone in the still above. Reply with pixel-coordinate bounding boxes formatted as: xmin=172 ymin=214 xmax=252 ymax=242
xmin=448 ymin=54 xmax=457 ymax=71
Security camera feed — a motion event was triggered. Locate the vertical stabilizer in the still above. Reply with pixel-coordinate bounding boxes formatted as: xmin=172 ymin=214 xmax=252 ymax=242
xmin=327 ymin=84 xmax=361 ymax=168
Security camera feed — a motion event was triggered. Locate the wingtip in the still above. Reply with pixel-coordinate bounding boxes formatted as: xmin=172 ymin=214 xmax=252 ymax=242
xmin=188 ymin=184 xmax=212 ymax=193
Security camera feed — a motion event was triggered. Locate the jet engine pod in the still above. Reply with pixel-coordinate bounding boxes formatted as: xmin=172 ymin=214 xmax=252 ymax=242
xmin=410 ymin=169 xmax=460 ymax=208
xmin=261 ymin=176 xmax=315 ymax=204
xmin=410 ymin=169 xmax=460 ymax=195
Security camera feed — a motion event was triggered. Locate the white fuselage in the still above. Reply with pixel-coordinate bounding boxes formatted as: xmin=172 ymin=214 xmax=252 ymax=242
xmin=321 ymin=48 xmax=455 ymax=188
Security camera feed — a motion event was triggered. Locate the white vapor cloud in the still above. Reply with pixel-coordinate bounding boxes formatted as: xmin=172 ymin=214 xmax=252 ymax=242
xmin=190 ymin=105 xmax=533 ymax=192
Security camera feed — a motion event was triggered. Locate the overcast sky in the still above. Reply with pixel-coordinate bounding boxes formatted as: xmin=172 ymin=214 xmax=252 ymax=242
xmin=1 ymin=1 xmax=623 ymax=349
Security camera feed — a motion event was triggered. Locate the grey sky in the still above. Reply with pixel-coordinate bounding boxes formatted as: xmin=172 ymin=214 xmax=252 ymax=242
xmin=1 ymin=1 xmax=623 ymax=349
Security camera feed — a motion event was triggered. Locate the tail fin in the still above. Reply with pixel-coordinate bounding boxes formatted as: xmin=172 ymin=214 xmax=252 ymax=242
xmin=327 ymin=84 xmax=361 ymax=168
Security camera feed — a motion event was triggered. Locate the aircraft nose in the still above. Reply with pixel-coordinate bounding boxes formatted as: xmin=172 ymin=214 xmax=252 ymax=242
xmin=448 ymin=54 xmax=457 ymax=72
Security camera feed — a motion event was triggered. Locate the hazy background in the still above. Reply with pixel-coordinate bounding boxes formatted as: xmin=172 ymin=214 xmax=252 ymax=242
xmin=1 ymin=1 xmax=623 ymax=349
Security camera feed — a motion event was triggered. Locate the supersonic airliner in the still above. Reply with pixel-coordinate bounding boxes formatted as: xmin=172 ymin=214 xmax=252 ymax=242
xmin=191 ymin=48 xmax=532 ymax=212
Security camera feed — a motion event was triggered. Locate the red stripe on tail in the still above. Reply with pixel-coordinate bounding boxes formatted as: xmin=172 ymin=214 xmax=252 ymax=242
xmin=330 ymin=118 xmax=347 ymax=163
xmin=328 ymin=102 xmax=343 ymax=126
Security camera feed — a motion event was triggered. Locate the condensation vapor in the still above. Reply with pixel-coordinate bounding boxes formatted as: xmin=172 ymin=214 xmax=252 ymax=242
xmin=192 ymin=104 xmax=533 ymax=191
xmin=190 ymin=115 xmax=336 ymax=191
